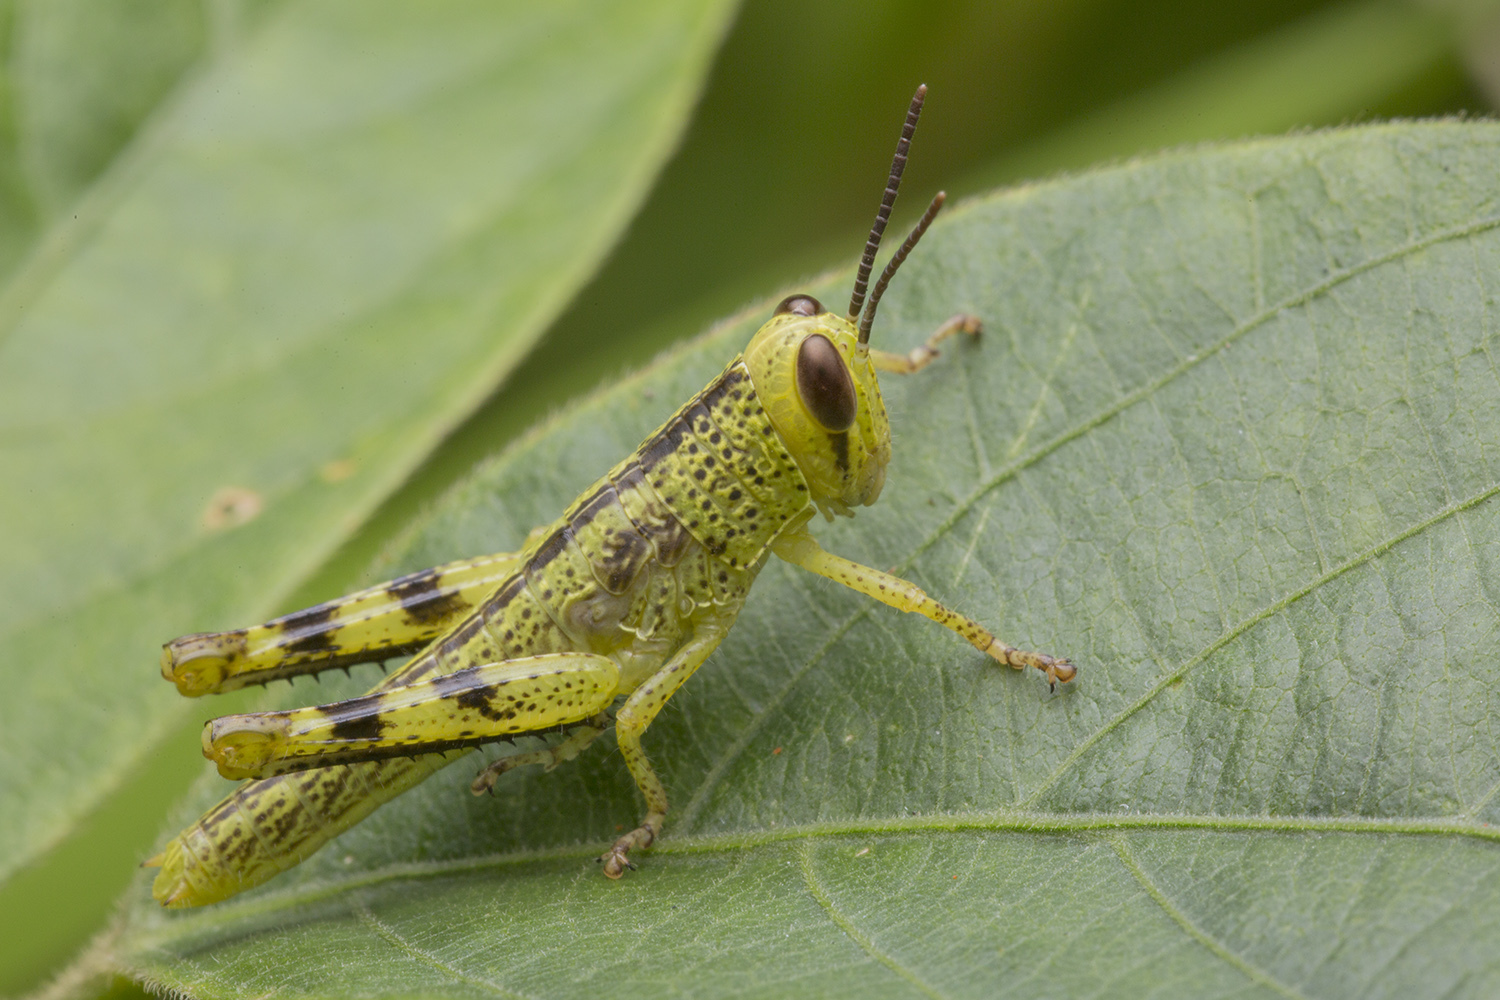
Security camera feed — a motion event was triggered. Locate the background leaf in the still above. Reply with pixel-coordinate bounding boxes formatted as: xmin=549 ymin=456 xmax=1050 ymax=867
xmin=112 ymin=122 xmax=1500 ymax=998
xmin=7 ymin=0 xmax=1498 ymax=995
xmin=408 ymin=0 xmax=1484 ymax=528
xmin=0 ymin=0 xmax=732 ymax=935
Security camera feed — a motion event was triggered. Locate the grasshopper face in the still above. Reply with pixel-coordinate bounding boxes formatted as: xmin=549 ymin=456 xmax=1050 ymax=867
xmin=744 ymin=294 xmax=892 ymax=519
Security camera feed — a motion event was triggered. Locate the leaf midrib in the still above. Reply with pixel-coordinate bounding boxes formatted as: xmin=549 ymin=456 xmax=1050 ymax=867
xmin=677 ymin=207 xmax=1500 ymax=830
xmin=129 ymin=809 xmax=1500 ymax=953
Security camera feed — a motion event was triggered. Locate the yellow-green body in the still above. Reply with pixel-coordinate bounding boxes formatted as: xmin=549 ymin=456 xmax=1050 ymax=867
xmin=151 ymin=308 xmax=1071 ymax=907
xmin=157 ymin=321 xmax=848 ymax=904
xmin=150 ymin=87 xmax=1075 ymax=906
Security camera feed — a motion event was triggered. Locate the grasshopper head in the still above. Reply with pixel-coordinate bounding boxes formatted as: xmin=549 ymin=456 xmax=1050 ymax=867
xmin=745 ymin=295 xmax=891 ymax=518
xmin=745 ymin=84 xmax=945 ymax=520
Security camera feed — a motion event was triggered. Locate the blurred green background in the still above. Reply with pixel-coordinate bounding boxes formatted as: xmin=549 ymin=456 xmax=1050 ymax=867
xmin=4 ymin=0 xmax=1499 ymax=995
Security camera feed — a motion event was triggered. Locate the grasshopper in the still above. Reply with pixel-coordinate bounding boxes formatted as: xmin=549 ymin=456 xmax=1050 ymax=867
xmin=146 ymin=86 xmax=1074 ymax=907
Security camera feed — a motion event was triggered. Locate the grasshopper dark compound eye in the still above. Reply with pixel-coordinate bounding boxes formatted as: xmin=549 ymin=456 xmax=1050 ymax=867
xmin=795 ymin=333 xmax=857 ymax=431
xmin=775 ymin=293 xmax=822 ymax=317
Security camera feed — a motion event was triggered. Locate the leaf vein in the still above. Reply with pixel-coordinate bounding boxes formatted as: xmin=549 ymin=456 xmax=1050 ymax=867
xmin=1020 ymin=477 xmax=1500 ymax=810
xmin=910 ymin=208 xmax=1500 ymax=582
xmin=1108 ymin=833 xmax=1311 ymax=1000
xmin=685 ymin=209 xmax=1500 ymax=831
xmin=796 ymin=840 xmax=948 ymax=1000
xmin=352 ymin=899 xmax=535 ymax=1000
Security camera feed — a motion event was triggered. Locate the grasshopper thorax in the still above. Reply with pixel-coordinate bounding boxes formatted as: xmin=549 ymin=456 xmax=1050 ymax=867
xmin=744 ymin=295 xmax=891 ymax=519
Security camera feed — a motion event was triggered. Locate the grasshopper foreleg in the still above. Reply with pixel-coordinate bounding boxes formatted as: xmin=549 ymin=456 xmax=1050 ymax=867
xmin=772 ymin=527 xmax=1075 ymax=689
xmin=867 ymin=313 xmax=981 ymax=374
xmin=202 ymin=653 xmax=622 ymax=779
xmin=470 ymin=713 xmax=612 ymax=795
xmin=601 ymin=617 xmax=734 ymax=877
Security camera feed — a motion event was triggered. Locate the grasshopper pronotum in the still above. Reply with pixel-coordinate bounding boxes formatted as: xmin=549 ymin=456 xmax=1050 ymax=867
xmin=147 ymin=86 xmax=1074 ymax=907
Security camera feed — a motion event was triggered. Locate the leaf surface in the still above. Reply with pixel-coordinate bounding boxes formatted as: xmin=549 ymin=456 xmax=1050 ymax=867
xmin=0 ymin=0 xmax=735 ymax=886
xmin=119 ymin=123 xmax=1500 ymax=998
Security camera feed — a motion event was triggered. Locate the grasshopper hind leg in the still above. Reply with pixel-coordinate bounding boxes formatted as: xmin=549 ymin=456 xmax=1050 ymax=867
xmin=202 ymin=654 xmax=623 ymax=780
xmin=599 ymin=617 xmax=734 ymax=878
xmin=162 ymin=549 xmax=528 ymax=697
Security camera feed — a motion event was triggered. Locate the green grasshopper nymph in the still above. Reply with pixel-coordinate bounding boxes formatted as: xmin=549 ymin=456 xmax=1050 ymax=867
xmin=146 ymin=85 xmax=1074 ymax=907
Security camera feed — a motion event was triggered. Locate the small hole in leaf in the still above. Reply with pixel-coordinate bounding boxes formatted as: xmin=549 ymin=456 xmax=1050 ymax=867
xmin=201 ymin=486 xmax=263 ymax=531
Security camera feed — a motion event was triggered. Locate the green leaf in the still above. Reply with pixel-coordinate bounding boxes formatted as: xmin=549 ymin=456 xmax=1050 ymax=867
xmin=116 ymin=122 xmax=1500 ymax=996
xmin=0 ymin=0 xmax=735 ymax=892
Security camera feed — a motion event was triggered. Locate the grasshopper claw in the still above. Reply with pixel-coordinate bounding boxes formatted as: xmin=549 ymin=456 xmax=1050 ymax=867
xmin=600 ymin=848 xmax=631 ymax=879
xmin=601 ymin=819 xmax=657 ymax=878
xmin=986 ymin=639 xmax=1076 ymax=688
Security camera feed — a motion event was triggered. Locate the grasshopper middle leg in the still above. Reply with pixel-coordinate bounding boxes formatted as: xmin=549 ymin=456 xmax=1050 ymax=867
xmin=600 ymin=617 xmax=735 ymax=878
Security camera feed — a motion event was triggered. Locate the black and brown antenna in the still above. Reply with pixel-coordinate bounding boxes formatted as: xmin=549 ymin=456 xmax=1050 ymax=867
xmin=860 ymin=190 xmax=944 ymax=342
xmin=847 ymin=85 xmax=944 ymax=345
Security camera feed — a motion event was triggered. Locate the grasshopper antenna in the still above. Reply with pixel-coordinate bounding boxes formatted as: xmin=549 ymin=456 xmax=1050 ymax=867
xmin=860 ymin=190 xmax=945 ymax=341
xmin=848 ymin=84 xmax=926 ymax=337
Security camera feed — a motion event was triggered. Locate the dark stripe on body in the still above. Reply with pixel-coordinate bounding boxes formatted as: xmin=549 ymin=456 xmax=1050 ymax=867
xmin=571 ymin=485 xmax=654 ymax=594
xmin=636 ymin=368 xmax=747 ymax=474
xmin=614 ymin=461 xmax=696 ymax=566
xmin=526 ymin=525 xmax=575 ymax=576
xmin=829 ymin=431 xmax=849 ymax=471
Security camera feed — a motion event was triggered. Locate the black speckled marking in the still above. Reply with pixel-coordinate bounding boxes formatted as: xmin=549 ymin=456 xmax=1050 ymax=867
xmin=637 ymin=369 xmax=744 ymax=473
xmin=572 ymin=490 xmax=654 ymax=595
xmin=527 ymin=524 xmax=576 ymax=576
